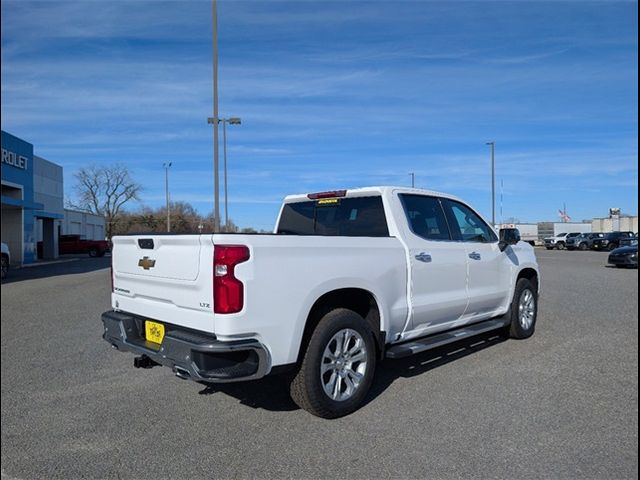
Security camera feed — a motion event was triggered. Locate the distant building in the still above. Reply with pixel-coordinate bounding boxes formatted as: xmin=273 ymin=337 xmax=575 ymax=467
xmin=537 ymin=222 xmax=592 ymax=240
xmin=2 ymin=130 xmax=106 ymax=265
xmin=62 ymin=209 xmax=106 ymax=240
xmin=592 ymin=216 xmax=638 ymax=233
xmin=2 ymin=131 xmax=64 ymax=265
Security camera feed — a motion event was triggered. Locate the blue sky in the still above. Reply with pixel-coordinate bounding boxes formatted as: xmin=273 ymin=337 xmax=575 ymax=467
xmin=1 ymin=1 xmax=637 ymax=230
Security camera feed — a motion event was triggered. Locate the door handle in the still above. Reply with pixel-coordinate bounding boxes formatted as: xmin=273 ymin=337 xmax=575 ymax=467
xmin=468 ymin=252 xmax=481 ymax=260
xmin=415 ymin=252 xmax=432 ymax=263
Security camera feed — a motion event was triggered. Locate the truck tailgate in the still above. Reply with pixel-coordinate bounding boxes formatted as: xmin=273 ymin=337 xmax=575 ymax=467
xmin=111 ymin=235 xmax=215 ymax=333
xmin=113 ymin=235 xmax=203 ymax=281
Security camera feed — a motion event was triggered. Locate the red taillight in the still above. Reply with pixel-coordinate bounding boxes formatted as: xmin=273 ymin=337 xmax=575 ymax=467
xmin=307 ymin=190 xmax=347 ymax=199
xmin=213 ymin=245 xmax=250 ymax=314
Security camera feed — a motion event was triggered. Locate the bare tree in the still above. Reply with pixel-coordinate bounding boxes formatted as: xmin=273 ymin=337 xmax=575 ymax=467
xmin=71 ymin=165 xmax=142 ymax=238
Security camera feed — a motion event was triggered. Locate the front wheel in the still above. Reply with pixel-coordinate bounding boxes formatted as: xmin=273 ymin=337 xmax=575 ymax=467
xmin=290 ymin=308 xmax=376 ymax=419
xmin=508 ymin=278 xmax=538 ymax=339
xmin=556 ymin=242 xmax=565 ymax=250
xmin=607 ymin=243 xmax=617 ymax=251
xmin=579 ymin=242 xmax=588 ymax=251
xmin=88 ymin=248 xmax=98 ymax=257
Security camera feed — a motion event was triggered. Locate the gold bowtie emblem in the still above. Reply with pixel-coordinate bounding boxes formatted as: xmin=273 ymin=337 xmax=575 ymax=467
xmin=138 ymin=257 xmax=156 ymax=270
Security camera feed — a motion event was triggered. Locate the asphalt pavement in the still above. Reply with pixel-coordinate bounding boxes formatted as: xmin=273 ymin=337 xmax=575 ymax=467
xmin=1 ymin=250 xmax=637 ymax=479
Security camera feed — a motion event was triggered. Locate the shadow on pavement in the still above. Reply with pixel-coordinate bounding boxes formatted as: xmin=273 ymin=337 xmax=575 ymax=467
xmin=203 ymin=330 xmax=507 ymax=414
xmin=2 ymin=256 xmax=111 ymax=284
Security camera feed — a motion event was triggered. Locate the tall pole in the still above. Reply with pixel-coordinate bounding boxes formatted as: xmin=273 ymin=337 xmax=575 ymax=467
xmin=500 ymin=178 xmax=503 ymax=225
xmin=223 ymin=119 xmax=228 ymax=230
xmin=486 ymin=142 xmax=495 ymax=227
xmin=409 ymin=172 xmax=415 ymax=188
xmin=212 ymin=0 xmax=220 ymax=232
xmin=164 ymin=162 xmax=172 ymax=232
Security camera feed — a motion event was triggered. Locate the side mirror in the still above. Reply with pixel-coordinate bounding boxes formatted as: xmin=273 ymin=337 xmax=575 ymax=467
xmin=499 ymin=228 xmax=521 ymax=252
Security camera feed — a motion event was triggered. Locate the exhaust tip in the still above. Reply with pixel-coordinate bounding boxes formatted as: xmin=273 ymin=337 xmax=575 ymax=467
xmin=173 ymin=366 xmax=191 ymax=380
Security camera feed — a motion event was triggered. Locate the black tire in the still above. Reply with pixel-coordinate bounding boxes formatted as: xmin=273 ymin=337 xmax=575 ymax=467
xmin=88 ymin=248 xmax=98 ymax=257
xmin=1 ymin=255 xmax=8 ymax=279
xmin=579 ymin=242 xmax=588 ymax=251
xmin=545 ymin=247 xmax=553 ymax=250
xmin=97 ymin=250 xmax=106 ymax=257
xmin=290 ymin=308 xmax=376 ymax=419
xmin=607 ymin=243 xmax=617 ymax=251
xmin=507 ymin=278 xmax=538 ymax=339
xmin=556 ymin=242 xmax=565 ymax=250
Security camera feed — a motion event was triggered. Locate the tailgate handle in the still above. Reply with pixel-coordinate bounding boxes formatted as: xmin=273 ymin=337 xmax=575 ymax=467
xmin=138 ymin=239 xmax=155 ymax=249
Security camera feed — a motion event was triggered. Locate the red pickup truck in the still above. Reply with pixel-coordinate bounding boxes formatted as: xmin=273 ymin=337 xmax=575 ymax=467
xmin=38 ymin=235 xmax=111 ymax=258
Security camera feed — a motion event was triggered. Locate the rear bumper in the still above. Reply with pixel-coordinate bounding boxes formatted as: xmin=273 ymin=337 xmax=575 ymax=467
xmin=102 ymin=310 xmax=271 ymax=383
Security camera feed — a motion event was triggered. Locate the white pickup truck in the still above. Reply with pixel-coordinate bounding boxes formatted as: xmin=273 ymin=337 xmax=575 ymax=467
xmin=103 ymin=187 xmax=540 ymax=418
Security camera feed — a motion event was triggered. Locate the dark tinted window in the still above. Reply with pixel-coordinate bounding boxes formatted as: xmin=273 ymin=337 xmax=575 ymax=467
xmin=277 ymin=196 xmax=389 ymax=237
xmin=443 ymin=199 xmax=498 ymax=243
xmin=399 ymin=194 xmax=451 ymax=241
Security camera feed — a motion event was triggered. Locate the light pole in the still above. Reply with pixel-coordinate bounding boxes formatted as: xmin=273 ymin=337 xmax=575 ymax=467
xmin=163 ymin=162 xmax=172 ymax=232
xmin=486 ymin=141 xmax=495 ymax=227
xmin=211 ymin=0 xmax=220 ymax=232
xmin=409 ymin=172 xmax=415 ymax=188
xmin=221 ymin=117 xmax=241 ymax=230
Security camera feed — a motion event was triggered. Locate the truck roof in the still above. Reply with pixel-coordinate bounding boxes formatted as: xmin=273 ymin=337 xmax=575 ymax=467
xmin=283 ymin=186 xmax=465 ymax=204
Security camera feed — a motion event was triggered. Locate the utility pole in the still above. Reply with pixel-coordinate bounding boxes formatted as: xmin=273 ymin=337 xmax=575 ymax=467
xmin=486 ymin=141 xmax=496 ymax=227
xmin=220 ymin=117 xmax=241 ymax=230
xmin=409 ymin=172 xmax=415 ymax=188
xmin=212 ymin=0 xmax=220 ymax=232
xmin=163 ymin=162 xmax=172 ymax=232
xmin=500 ymin=178 xmax=504 ymax=226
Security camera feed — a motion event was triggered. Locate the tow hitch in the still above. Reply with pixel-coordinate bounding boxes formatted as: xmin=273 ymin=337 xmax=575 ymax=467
xmin=133 ymin=355 xmax=159 ymax=369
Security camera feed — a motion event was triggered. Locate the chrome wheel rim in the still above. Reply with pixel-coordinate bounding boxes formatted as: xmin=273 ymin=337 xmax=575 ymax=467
xmin=321 ymin=328 xmax=368 ymax=402
xmin=518 ymin=289 xmax=536 ymax=330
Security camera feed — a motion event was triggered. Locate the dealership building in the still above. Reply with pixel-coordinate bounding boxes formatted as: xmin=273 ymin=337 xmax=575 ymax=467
xmin=1 ymin=130 xmax=105 ymax=266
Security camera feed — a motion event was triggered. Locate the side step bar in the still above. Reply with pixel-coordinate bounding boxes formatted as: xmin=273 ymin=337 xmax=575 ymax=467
xmin=386 ymin=318 xmax=509 ymax=359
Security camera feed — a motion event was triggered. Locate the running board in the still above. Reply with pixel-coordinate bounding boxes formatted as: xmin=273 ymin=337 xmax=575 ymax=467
xmin=386 ymin=318 xmax=509 ymax=359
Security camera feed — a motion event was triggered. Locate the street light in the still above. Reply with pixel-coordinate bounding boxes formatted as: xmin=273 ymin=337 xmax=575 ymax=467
xmin=486 ymin=141 xmax=495 ymax=227
xmin=211 ymin=0 xmax=220 ymax=232
xmin=221 ymin=117 xmax=241 ymax=230
xmin=163 ymin=162 xmax=172 ymax=232
xmin=208 ymin=117 xmax=241 ymax=230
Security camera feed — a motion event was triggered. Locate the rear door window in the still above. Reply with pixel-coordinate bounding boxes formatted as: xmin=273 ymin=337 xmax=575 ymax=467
xmin=399 ymin=194 xmax=451 ymax=241
xmin=277 ymin=196 xmax=389 ymax=237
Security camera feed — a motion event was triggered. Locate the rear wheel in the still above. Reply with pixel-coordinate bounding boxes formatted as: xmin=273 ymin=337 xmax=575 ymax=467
xmin=508 ymin=278 xmax=538 ymax=339
xmin=290 ymin=308 xmax=376 ymax=419
xmin=88 ymin=248 xmax=98 ymax=257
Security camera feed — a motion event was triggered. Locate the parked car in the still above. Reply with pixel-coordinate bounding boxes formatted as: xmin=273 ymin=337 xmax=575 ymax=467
xmin=1 ymin=242 xmax=10 ymax=279
xmin=591 ymin=231 xmax=636 ymax=251
xmin=607 ymin=244 xmax=638 ymax=268
xmin=567 ymin=232 xmax=605 ymax=251
xmin=544 ymin=232 xmax=581 ymax=250
xmin=38 ymin=234 xmax=110 ymax=258
xmin=619 ymin=234 xmax=638 ymax=247
xmin=103 ymin=187 xmax=540 ymax=418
